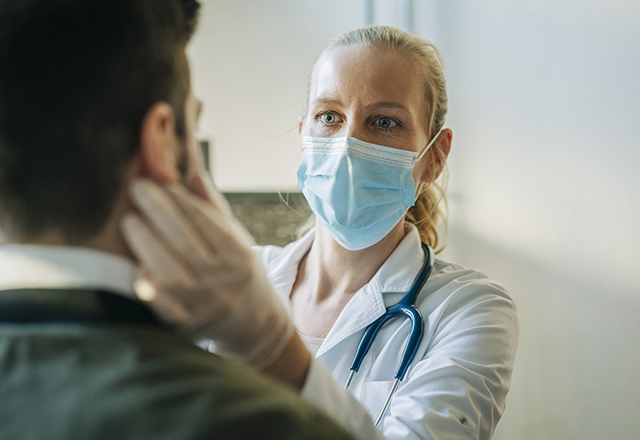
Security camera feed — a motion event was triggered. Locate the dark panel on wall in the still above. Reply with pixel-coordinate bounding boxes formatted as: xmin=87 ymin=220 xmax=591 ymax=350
xmin=223 ymin=192 xmax=312 ymax=247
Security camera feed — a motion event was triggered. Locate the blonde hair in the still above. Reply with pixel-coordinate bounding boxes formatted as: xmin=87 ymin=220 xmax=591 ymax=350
xmin=302 ymin=26 xmax=449 ymax=252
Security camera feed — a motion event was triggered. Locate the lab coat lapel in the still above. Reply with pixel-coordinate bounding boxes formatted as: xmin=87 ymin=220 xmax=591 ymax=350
xmin=261 ymin=230 xmax=316 ymax=305
xmin=315 ymin=279 xmax=386 ymax=358
xmin=374 ymin=226 xmax=426 ymax=300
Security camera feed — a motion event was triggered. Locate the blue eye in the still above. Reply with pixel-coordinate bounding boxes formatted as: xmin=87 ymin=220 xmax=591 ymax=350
xmin=376 ymin=117 xmax=397 ymax=129
xmin=321 ymin=113 xmax=338 ymax=124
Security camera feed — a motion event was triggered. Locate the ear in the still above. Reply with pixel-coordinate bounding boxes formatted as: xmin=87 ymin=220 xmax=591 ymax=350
xmin=298 ymin=117 xmax=304 ymax=136
xmin=137 ymin=102 xmax=181 ymax=183
xmin=421 ymin=129 xmax=452 ymax=183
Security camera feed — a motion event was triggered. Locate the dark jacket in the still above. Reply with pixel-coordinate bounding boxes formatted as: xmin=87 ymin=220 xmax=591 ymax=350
xmin=0 ymin=289 xmax=353 ymax=440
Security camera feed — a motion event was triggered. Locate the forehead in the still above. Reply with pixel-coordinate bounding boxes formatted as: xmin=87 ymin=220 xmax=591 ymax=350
xmin=310 ymin=45 xmax=427 ymax=113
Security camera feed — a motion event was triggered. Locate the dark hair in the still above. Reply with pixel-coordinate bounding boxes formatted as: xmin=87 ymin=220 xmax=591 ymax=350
xmin=0 ymin=0 xmax=200 ymax=242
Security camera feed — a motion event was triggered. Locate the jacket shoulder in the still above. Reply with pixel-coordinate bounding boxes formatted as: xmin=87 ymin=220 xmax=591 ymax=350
xmin=0 ymin=326 xmax=353 ymax=440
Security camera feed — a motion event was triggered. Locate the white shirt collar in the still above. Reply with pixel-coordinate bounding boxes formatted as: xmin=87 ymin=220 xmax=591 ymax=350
xmin=0 ymin=245 xmax=137 ymax=299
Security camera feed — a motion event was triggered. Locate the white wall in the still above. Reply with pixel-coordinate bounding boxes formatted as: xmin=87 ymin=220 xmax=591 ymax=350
xmin=189 ymin=1 xmax=640 ymax=439
xmin=188 ymin=0 xmax=362 ymax=192
xmin=426 ymin=1 xmax=640 ymax=439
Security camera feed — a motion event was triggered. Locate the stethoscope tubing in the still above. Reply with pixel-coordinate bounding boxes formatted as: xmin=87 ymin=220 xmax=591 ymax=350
xmin=344 ymin=242 xmax=435 ymax=427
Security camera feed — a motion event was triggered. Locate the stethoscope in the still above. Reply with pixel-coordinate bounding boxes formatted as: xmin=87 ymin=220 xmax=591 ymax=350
xmin=344 ymin=242 xmax=434 ymax=427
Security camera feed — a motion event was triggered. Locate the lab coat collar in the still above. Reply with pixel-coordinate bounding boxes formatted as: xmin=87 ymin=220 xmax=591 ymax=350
xmin=317 ymin=274 xmax=386 ymax=357
xmin=267 ymin=225 xmax=426 ymax=358
xmin=374 ymin=224 xmax=426 ymax=296
xmin=317 ymin=225 xmax=426 ymax=357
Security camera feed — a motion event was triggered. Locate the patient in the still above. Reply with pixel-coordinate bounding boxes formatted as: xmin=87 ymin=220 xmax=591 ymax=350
xmin=0 ymin=0 xmax=352 ymax=438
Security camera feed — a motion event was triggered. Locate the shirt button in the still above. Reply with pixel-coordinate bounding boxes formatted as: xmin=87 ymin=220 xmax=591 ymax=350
xmin=459 ymin=416 xmax=468 ymax=425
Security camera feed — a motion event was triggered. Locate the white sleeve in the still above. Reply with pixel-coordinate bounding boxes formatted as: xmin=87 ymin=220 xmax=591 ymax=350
xmin=302 ymin=357 xmax=386 ymax=440
xmin=381 ymin=285 xmax=519 ymax=439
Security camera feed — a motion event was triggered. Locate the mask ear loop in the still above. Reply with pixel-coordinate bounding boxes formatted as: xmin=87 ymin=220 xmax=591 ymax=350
xmin=413 ymin=128 xmax=445 ymax=199
xmin=415 ymin=128 xmax=445 ymax=163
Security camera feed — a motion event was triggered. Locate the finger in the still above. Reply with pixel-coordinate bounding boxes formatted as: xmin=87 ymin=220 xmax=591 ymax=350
xmin=129 ymin=179 xmax=213 ymax=271
xmin=120 ymin=213 xmax=201 ymax=299
xmin=188 ymin=173 xmax=234 ymax=217
xmin=167 ymin=184 xmax=255 ymax=249
xmin=187 ymin=174 xmax=208 ymax=201
xmin=133 ymin=277 xmax=191 ymax=326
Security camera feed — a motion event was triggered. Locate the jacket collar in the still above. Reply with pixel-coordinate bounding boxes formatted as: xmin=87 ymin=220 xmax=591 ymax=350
xmin=0 ymin=288 xmax=162 ymax=327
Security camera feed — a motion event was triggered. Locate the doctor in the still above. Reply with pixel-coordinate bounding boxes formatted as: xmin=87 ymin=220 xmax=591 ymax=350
xmin=122 ymin=26 xmax=519 ymax=440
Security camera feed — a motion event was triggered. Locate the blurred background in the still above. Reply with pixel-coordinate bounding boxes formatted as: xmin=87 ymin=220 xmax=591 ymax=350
xmin=188 ymin=1 xmax=640 ymax=439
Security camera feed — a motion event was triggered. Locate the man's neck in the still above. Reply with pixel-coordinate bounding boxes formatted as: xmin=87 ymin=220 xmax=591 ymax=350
xmin=3 ymin=195 xmax=135 ymax=261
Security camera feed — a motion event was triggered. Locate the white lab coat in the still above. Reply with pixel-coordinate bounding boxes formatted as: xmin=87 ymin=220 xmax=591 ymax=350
xmin=254 ymin=226 xmax=519 ymax=440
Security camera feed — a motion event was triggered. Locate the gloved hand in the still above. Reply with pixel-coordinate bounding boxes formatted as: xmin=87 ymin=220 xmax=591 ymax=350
xmin=120 ymin=176 xmax=295 ymax=369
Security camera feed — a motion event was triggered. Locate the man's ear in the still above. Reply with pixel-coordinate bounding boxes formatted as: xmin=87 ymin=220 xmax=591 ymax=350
xmin=138 ymin=102 xmax=181 ymax=183
xmin=421 ymin=129 xmax=452 ymax=182
xmin=298 ymin=117 xmax=304 ymax=136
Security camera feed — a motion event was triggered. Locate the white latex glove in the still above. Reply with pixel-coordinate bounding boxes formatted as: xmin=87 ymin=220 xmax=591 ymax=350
xmin=120 ymin=177 xmax=294 ymax=369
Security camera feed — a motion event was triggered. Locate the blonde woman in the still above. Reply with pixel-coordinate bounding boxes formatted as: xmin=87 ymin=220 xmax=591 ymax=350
xmin=123 ymin=26 xmax=519 ymax=440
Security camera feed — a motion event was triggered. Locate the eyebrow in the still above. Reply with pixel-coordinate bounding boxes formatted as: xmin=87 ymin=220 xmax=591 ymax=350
xmin=311 ymin=97 xmax=342 ymax=107
xmin=366 ymin=101 xmax=411 ymax=113
xmin=311 ymin=97 xmax=410 ymax=113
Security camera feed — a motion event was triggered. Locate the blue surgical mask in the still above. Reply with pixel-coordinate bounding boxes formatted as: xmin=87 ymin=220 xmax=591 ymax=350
xmin=297 ymin=133 xmax=441 ymax=250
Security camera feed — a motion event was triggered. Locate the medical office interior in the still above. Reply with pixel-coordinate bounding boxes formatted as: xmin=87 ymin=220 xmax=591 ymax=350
xmin=189 ymin=1 xmax=640 ymax=439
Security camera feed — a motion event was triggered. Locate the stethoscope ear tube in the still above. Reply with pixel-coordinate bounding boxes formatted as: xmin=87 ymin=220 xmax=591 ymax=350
xmin=349 ymin=313 xmax=392 ymax=375
xmin=395 ymin=243 xmax=433 ymax=380
xmin=394 ymin=307 xmax=424 ymax=381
